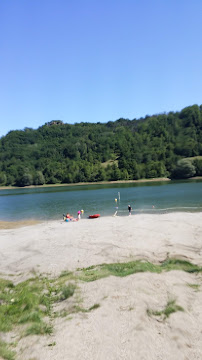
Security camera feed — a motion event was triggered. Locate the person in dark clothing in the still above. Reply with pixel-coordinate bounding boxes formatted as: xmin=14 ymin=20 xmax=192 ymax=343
xmin=128 ymin=205 xmax=132 ymax=215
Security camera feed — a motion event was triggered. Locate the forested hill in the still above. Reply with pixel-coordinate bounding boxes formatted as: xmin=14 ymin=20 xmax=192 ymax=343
xmin=1 ymin=104 xmax=202 ymax=187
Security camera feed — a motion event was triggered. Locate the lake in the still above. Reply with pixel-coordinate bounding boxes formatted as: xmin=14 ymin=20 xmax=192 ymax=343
xmin=0 ymin=180 xmax=202 ymax=221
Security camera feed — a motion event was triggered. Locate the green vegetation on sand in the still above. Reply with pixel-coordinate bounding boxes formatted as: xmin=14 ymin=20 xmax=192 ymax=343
xmin=147 ymin=299 xmax=184 ymax=319
xmin=0 ymin=257 xmax=201 ymax=359
xmin=77 ymin=258 xmax=202 ymax=282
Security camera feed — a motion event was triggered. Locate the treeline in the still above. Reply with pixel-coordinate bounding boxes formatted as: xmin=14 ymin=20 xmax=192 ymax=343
xmin=0 ymin=104 xmax=202 ymax=187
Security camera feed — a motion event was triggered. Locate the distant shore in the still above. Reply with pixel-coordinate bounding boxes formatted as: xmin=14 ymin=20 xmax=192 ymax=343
xmin=1 ymin=176 xmax=202 ymax=191
xmin=0 ymin=177 xmax=170 ymax=190
xmin=0 ymin=177 xmax=182 ymax=190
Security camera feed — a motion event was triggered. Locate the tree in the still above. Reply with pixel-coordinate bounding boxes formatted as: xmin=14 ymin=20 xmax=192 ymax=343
xmin=0 ymin=104 xmax=202 ymax=186
xmin=170 ymin=159 xmax=196 ymax=179
xmin=33 ymin=171 xmax=45 ymax=185
xmin=17 ymin=172 xmax=33 ymax=186
xmin=0 ymin=172 xmax=7 ymax=185
xmin=193 ymin=159 xmax=202 ymax=176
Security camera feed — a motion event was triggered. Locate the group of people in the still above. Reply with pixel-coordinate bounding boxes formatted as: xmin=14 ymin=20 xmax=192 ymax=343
xmin=64 ymin=205 xmax=133 ymax=221
xmin=63 ymin=209 xmax=84 ymax=222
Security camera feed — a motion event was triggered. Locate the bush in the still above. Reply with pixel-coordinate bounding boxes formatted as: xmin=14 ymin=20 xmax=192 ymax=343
xmin=33 ymin=171 xmax=45 ymax=185
xmin=193 ymin=159 xmax=202 ymax=176
xmin=17 ymin=172 xmax=33 ymax=187
xmin=0 ymin=172 xmax=7 ymax=186
xmin=170 ymin=159 xmax=196 ymax=179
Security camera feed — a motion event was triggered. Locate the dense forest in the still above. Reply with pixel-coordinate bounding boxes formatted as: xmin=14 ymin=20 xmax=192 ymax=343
xmin=0 ymin=104 xmax=202 ymax=187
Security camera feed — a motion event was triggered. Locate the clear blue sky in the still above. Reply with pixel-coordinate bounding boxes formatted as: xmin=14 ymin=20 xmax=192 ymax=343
xmin=1 ymin=0 xmax=202 ymax=137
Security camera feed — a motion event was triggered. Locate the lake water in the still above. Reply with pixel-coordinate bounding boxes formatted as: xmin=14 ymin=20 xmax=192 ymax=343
xmin=0 ymin=180 xmax=202 ymax=221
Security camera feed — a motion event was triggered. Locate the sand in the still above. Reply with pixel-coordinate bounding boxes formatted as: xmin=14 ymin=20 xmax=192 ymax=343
xmin=0 ymin=213 xmax=202 ymax=359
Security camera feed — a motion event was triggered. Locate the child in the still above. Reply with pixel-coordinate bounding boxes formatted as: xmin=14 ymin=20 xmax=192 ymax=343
xmin=77 ymin=210 xmax=81 ymax=220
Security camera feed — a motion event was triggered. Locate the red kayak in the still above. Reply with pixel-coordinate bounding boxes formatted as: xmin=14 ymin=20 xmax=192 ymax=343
xmin=89 ymin=214 xmax=100 ymax=219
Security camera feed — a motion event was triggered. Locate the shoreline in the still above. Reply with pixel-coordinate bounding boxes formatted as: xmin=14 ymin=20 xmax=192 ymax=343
xmin=0 ymin=219 xmax=42 ymax=229
xmin=1 ymin=210 xmax=202 ymax=229
xmin=0 ymin=177 xmax=171 ymax=190
xmin=0 ymin=176 xmax=202 ymax=191
xmin=1 ymin=212 xmax=202 ymax=272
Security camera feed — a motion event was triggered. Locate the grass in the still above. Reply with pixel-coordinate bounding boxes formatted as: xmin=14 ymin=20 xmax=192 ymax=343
xmin=0 ymin=339 xmax=16 ymax=360
xmin=187 ymin=283 xmax=200 ymax=291
xmin=77 ymin=258 xmax=202 ymax=282
xmin=0 ymin=257 xmax=201 ymax=359
xmin=160 ymin=258 xmax=202 ymax=273
xmin=72 ymin=303 xmax=100 ymax=313
xmin=0 ymin=274 xmax=79 ymax=359
xmin=88 ymin=303 xmax=100 ymax=311
xmin=0 ymin=275 xmax=77 ymax=334
xmin=25 ymin=322 xmax=53 ymax=336
xmin=147 ymin=299 xmax=184 ymax=319
xmin=48 ymin=342 xmax=56 ymax=347
xmin=0 ymin=276 xmax=51 ymax=333
xmin=59 ymin=270 xmax=74 ymax=278
xmin=59 ymin=284 xmax=76 ymax=301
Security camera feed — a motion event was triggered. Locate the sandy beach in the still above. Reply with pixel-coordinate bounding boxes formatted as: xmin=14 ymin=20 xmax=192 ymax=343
xmin=1 ymin=213 xmax=202 ymax=359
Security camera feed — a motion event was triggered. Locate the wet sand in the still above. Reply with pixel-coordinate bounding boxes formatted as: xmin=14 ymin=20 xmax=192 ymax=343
xmin=0 ymin=220 xmax=41 ymax=230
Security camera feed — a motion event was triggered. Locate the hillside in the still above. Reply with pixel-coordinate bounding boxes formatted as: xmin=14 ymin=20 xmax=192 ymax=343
xmin=0 ymin=104 xmax=202 ymax=186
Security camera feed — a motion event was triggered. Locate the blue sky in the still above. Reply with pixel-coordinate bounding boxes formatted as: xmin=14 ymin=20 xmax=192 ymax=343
xmin=0 ymin=0 xmax=202 ymax=137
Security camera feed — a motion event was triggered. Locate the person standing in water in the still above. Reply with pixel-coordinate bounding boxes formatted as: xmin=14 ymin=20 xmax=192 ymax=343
xmin=128 ymin=204 xmax=132 ymax=216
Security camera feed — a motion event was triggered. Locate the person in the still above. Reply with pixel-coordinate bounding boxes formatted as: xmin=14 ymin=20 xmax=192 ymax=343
xmin=113 ymin=206 xmax=119 ymax=216
xmin=128 ymin=204 xmax=132 ymax=216
xmin=77 ymin=210 xmax=81 ymax=220
xmin=65 ymin=213 xmax=72 ymax=221
xmin=64 ymin=213 xmax=76 ymax=222
xmin=113 ymin=206 xmax=118 ymax=216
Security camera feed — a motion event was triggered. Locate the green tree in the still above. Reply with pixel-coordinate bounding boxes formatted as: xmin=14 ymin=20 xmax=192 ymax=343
xmin=193 ymin=159 xmax=202 ymax=176
xmin=33 ymin=171 xmax=45 ymax=185
xmin=170 ymin=159 xmax=196 ymax=179
xmin=0 ymin=172 xmax=7 ymax=185
xmin=18 ymin=172 xmax=33 ymax=186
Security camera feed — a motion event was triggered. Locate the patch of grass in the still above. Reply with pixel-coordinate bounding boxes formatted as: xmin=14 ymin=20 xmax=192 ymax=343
xmin=0 ymin=257 xmax=201 ymax=358
xmin=48 ymin=342 xmax=56 ymax=347
xmin=59 ymin=283 xmax=76 ymax=301
xmin=0 ymin=339 xmax=15 ymax=360
xmin=71 ymin=303 xmax=100 ymax=313
xmin=59 ymin=270 xmax=73 ymax=278
xmin=147 ymin=299 xmax=184 ymax=319
xmin=0 ymin=273 xmax=77 ymax=335
xmin=25 ymin=322 xmax=53 ymax=336
xmin=54 ymin=310 xmax=69 ymax=318
xmin=78 ymin=258 xmax=202 ymax=282
xmin=78 ymin=267 xmax=109 ymax=282
xmin=104 ymin=261 xmax=161 ymax=277
xmin=88 ymin=303 xmax=100 ymax=311
xmin=187 ymin=283 xmax=200 ymax=291
xmin=0 ymin=272 xmax=78 ymax=358
xmin=161 ymin=259 xmax=202 ymax=273
xmin=0 ymin=277 xmax=51 ymax=332
xmin=0 ymin=278 xmax=14 ymax=291
xmin=18 ymin=310 xmax=42 ymax=324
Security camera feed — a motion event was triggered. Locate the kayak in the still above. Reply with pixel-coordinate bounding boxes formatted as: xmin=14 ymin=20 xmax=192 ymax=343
xmin=89 ymin=214 xmax=100 ymax=219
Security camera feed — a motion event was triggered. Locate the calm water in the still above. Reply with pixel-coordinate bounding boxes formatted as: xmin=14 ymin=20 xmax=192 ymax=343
xmin=0 ymin=180 xmax=202 ymax=221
